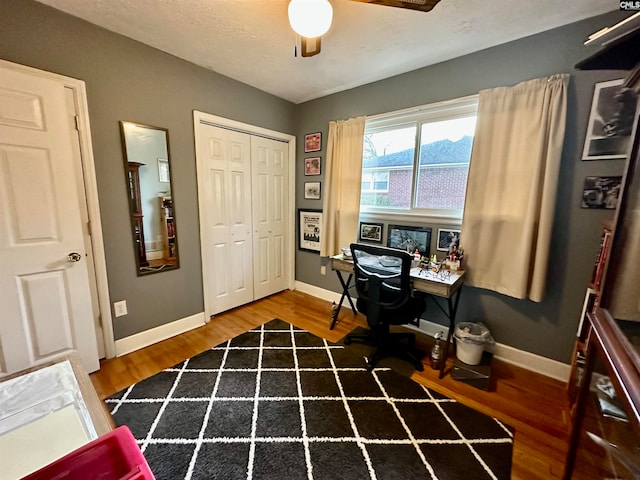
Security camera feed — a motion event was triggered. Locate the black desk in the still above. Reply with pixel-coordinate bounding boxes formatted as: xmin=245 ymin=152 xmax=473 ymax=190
xmin=329 ymin=254 xmax=466 ymax=378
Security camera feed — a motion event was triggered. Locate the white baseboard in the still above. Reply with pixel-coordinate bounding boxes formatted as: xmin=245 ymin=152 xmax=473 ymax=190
xmin=115 ymin=312 xmax=206 ymax=357
xmin=294 ymin=281 xmax=571 ymax=382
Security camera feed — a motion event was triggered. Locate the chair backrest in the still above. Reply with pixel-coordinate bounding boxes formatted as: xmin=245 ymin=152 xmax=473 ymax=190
xmin=350 ymin=243 xmax=413 ymax=325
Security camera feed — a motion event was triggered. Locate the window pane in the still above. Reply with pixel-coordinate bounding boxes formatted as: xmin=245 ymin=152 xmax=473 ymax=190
xmin=415 ymin=117 xmax=476 ymax=210
xmin=361 ymin=126 xmax=416 ymax=209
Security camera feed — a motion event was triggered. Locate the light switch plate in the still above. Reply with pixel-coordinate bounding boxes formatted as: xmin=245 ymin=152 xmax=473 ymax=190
xmin=114 ymin=300 xmax=127 ymax=317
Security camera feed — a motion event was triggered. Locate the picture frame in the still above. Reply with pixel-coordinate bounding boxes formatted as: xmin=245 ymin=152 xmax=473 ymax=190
xmin=437 ymin=229 xmax=461 ymax=252
xmin=298 ymin=209 xmax=322 ymax=253
xmin=304 ymin=181 xmax=321 ymax=200
xmin=304 ymin=157 xmax=321 ymax=176
xmin=582 ymin=79 xmax=640 ymax=160
xmin=158 ymin=158 xmax=170 ymax=183
xmin=387 ymin=225 xmax=431 ymax=258
xmin=358 ymin=222 xmax=384 ymax=244
xmin=304 ymin=132 xmax=322 ymax=153
xmin=581 ymin=176 xmax=622 ymax=209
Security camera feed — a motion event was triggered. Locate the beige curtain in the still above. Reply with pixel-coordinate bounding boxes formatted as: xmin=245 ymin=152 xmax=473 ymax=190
xmin=320 ymin=116 xmax=366 ymax=257
xmin=461 ymin=74 xmax=569 ymax=302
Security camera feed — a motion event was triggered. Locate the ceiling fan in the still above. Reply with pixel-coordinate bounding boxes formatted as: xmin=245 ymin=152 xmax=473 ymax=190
xmin=289 ymin=0 xmax=441 ymax=57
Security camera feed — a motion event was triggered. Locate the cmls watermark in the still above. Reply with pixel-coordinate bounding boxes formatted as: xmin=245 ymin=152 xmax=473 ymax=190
xmin=620 ymin=1 xmax=640 ymax=10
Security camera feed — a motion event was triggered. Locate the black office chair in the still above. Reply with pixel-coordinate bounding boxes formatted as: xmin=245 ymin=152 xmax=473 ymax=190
xmin=344 ymin=243 xmax=426 ymax=371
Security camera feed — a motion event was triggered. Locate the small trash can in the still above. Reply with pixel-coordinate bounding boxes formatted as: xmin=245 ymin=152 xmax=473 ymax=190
xmin=454 ymin=322 xmax=494 ymax=365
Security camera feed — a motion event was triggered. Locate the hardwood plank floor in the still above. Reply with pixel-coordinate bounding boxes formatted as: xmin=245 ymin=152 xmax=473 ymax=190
xmin=91 ymin=289 xmax=571 ymax=480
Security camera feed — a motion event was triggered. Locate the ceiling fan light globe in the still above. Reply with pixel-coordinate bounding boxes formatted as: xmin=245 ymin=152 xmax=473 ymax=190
xmin=288 ymin=0 xmax=333 ymax=38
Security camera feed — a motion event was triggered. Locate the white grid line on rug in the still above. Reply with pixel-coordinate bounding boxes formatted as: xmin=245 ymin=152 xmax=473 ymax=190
xmin=246 ymin=321 xmax=265 ymax=480
xmin=137 ymin=436 xmax=514 ymax=445
xmin=323 ymin=335 xmax=378 ymax=480
xmin=105 ymin=395 xmax=458 ymax=404
xmin=428 ymin=385 xmax=500 ymax=480
xmin=184 ymin=335 xmax=232 ymax=480
xmin=371 ymin=369 xmax=439 ymax=479
xmin=290 ymin=321 xmax=314 ymax=480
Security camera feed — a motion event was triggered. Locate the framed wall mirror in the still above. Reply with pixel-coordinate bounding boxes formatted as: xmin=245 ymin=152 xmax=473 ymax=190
xmin=120 ymin=121 xmax=179 ymax=275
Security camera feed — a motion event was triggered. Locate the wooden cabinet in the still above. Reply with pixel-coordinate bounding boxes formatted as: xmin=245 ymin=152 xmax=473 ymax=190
xmin=565 ymin=16 xmax=640 ymax=480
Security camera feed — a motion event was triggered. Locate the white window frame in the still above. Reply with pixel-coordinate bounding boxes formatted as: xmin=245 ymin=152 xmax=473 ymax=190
xmin=361 ymin=169 xmax=390 ymax=193
xmin=361 ymin=94 xmax=478 ymax=222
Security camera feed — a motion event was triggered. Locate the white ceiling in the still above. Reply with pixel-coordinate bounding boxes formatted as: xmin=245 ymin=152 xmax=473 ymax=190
xmin=35 ymin=0 xmax=615 ymax=104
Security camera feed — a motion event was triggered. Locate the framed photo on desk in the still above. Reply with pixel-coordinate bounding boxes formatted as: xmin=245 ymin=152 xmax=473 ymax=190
xmin=387 ymin=225 xmax=431 ymax=257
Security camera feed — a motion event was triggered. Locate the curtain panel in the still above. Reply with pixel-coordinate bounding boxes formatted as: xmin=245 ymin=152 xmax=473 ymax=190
xmin=461 ymin=74 xmax=569 ymax=302
xmin=320 ymin=116 xmax=366 ymax=257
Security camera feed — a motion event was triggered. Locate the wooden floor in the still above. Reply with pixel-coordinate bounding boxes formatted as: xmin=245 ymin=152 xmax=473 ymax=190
xmin=91 ymin=290 xmax=571 ymax=480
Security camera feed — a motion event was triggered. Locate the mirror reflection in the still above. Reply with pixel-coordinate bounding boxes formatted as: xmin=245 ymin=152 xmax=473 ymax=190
xmin=120 ymin=121 xmax=179 ymax=275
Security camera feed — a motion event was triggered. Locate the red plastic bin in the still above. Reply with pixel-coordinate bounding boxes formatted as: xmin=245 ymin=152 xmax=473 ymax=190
xmin=21 ymin=425 xmax=155 ymax=480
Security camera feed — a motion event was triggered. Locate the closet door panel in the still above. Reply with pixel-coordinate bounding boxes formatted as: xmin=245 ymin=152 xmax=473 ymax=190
xmin=197 ymin=124 xmax=253 ymax=315
xmin=252 ymin=136 xmax=289 ymax=299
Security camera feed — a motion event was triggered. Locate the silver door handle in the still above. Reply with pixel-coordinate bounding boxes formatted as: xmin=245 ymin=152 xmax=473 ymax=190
xmin=67 ymin=252 xmax=82 ymax=262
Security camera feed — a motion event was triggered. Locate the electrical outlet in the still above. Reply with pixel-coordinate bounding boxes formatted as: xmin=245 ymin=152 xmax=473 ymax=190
xmin=114 ymin=300 xmax=128 ymax=317
xmin=320 ymin=265 xmax=326 ymax=275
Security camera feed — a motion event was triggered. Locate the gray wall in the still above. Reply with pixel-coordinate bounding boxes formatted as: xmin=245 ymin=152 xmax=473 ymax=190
xmin=0 ymin=0 xmax=297 ymax=339
xmin=0 ymin=0 xmax=630 ymax=363
xmin=294 ymin=10 xmax=630 ymax=363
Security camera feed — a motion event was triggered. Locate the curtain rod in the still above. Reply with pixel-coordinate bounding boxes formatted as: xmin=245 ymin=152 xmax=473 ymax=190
xmin=365 ymin=93 xmax=479 ymax=122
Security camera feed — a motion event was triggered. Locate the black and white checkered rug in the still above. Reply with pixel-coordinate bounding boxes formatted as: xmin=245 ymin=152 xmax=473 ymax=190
xmin=106 ymin=319 xmax=513 ymax=480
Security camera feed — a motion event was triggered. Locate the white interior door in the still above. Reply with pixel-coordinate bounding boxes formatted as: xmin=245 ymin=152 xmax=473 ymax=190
xmin=0 ymin=65 xmax=100 ymax=375
xmin=251 ymin=135 xmax=289 ymax=299
xmin=196 ymin=123 xmax=254 ymax=315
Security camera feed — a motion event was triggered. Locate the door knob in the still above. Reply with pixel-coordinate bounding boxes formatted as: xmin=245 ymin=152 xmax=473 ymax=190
xmin=67 ymin=252 xmax=82 ymax=263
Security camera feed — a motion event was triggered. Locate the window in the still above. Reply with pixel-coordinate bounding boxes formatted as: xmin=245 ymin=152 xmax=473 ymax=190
xmin=360 ymin=96 xmax=478 ymax=218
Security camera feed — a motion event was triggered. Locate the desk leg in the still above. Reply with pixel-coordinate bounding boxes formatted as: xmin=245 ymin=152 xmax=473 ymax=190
xmin=438 ymin=285 xmax=463 ymax=379
xmin=330 ymin=271 xmax=357 ymax=330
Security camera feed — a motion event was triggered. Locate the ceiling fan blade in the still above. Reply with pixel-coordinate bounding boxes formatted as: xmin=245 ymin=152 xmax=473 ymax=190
xmin=349 ymin=0 xmax=441 ymax=12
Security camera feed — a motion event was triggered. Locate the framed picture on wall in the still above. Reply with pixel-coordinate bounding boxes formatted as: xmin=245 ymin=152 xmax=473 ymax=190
xmin=158 ymin=158 xmax=170 ymax=183
xmin=358 ymin=222 xmax=383 ymax=244
xmin=299 ymin=209 xmax=322 ymax=253
xmin=304 ymin=132 xmax=322 ymax=153
xmin=304 ymin=157 xmax=321 ymax=175
xmin=437 ymin=229 xmax=461 ymax=252
xmin=304 ymin=181 xmax=321 ymax=200
xmin=581 ymin=176 xmax=622 ymax=209
xmin=582 ymin=79 xmax=640 ymax=160
xmin=387 ymin=225 xmax=431 ymax=258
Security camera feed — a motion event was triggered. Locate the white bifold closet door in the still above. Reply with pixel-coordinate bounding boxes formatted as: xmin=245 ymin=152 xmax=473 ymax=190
xmin=195 ymin=119 xmax=291 ymax=318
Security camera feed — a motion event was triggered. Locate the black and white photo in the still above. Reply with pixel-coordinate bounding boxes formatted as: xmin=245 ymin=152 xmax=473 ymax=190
xmin=304 ymin=181 xmax=321 ymax=200
xmin=358 ymin=222 xmax=383 ymax=244
xmin=437 ymin=229 xmax=461 ymax=252
xmin=387 ymin=225 xmax=431 ymax=257
xmin=581 ymin=176 xmax=622 ymax=209
xmin=582 ymin=79 xmax=639 ymax=160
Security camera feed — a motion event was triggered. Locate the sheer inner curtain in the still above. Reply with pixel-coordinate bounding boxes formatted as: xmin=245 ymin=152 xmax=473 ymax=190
xmin=320 ymin=116 xmax=366 ymax=257
xmin=461 ymin=74 xmax=569 ymax=302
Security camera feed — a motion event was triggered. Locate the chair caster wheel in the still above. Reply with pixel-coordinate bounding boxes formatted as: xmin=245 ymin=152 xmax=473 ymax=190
xmin=344 ymin=337 xmax=352 ymax=345
xmin=365 ymin=358 xmax=374 ymax=371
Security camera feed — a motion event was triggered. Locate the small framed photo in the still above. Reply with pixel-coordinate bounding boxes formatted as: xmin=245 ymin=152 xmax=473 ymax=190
xmin=582 ymin=79 xmax=640 ymax=160
xmin=299 ymin=209 xmax=322 ymax=253
xmin=437 ymin=229 xmax=461 ymax=252
xmin=304 ymin=132 xmax=322 ymax=153
xmin=304 ymin=181 xmax=321 ymax=200
xmin=358 ymin=222 xmax=383 ymax=244
xmin=158 ymin=158 xmax=170 ymax=183
xmin=304 ymin=157 xmax=321 ymax=176
xmin=387 ymin=225 xmax=431 ymax=258
xmin=581 ymin=176 xmax=622 ymax=209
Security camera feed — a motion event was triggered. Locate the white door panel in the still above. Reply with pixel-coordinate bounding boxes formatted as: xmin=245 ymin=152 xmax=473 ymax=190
xmin=0 ymin=67 xmax=99 ymax=374
xmin=197 ymin=124 xmax=253 ymax=314
xmin=251 ymin=136 xmax=289 ymax=300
